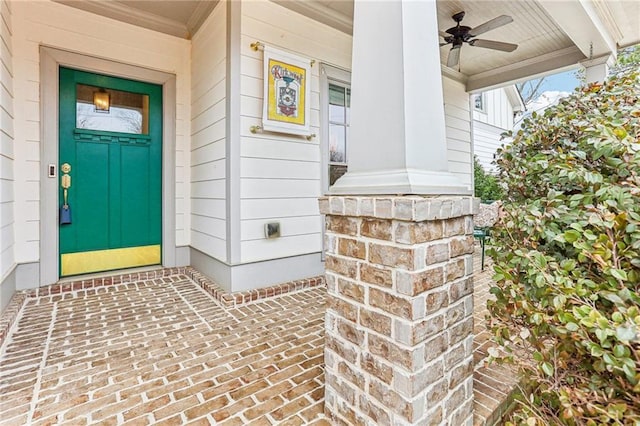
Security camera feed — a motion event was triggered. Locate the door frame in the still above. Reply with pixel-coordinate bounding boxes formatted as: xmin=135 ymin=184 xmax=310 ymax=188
xmin=40 ymin=47 xmax=177 ymax=286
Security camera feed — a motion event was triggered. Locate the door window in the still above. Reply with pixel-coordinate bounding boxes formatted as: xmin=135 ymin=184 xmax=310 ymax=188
xmin=76 ymin=84 xmax=150 ymax=134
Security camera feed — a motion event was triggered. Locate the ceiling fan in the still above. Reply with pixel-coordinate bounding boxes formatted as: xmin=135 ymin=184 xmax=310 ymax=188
xmin=440 ymin=11 xmax=518 ymax=68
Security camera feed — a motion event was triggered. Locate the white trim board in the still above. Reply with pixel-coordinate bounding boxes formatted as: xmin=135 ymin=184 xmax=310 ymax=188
xmin=0 ymin=265 xmax=16 ymax=313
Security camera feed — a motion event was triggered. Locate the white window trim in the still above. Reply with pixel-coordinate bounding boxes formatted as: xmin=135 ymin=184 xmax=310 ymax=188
xmin=320 ymin=63 xmax=351 ymax=194
xmin=474 ymin=93 xmax=487 ymax=113
xmin=319 ymin=64 xmax=351 ymax=262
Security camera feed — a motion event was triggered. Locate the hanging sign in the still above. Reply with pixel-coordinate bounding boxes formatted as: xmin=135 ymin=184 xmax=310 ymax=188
xmin=262 ymin=46 xmax=312 ymax=136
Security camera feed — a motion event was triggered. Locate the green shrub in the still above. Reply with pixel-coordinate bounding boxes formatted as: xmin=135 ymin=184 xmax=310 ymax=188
xmin=488 ymin=71 xmax=640 ymax=424
xmin=474 ymin=156 xmax=505 ymax=202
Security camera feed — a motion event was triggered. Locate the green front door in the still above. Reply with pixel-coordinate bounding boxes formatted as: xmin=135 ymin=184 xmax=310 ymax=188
xmin=58 ymin=68 xmax=162 ymax=276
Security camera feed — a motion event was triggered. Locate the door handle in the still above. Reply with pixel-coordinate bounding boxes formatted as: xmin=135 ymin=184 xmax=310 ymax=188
xmin=60 ymin=163 xmax=72 ymax=225
xmin=61 ymin=163 xmax=71 ymax=207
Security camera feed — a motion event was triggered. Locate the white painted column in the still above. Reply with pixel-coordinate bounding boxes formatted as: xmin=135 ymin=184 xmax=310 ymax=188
xmin=581 ymin=54 xmax=615 ymax=83
xmin=330 ymin=0 xmax=470 ymax=196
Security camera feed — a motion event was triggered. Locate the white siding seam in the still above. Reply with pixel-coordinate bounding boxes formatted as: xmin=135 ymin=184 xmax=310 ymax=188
xmin=191 ymin=228 xmax=226 ymax=241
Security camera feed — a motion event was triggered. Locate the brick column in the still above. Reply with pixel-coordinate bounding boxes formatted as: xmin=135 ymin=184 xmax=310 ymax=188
xmin=320 ymin=196 xmax=477 ymax=425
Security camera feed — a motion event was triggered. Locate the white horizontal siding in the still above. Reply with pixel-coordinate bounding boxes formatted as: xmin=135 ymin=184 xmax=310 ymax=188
xmin=240 ymin=157 xmax=320 ymax=180
xmin=11 ymin=0 xmax=192 ymax=263
xmin=240 ymin=134 xmax=319 ymax=161
xmin=190 ymin=2 xmax=227 ymax=262
xmin=241 ymin=198 xmax=320 ymax=221
xmin=241 ymin=216 xmax=321 ymax=241
xmin=443 ymin=77 xmax=472 ymax=187
xmin=473 ymin=121 xmax=506 ymax=173
xmin=0 ymin=0 xmax=14 ymax=280
xmin=472 ymin=87 xmax=514 ymax=130
xmin=242 ymin=234 xmax=322 ymax=264
xmin=238 ymin=0 xmax=351 ymax=264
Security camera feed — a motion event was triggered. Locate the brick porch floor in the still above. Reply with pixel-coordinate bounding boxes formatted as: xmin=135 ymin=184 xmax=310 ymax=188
xmin=0 ymin=248 xmax=517 ymax=425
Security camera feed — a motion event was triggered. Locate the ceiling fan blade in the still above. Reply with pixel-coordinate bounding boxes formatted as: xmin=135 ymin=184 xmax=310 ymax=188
xmin=447 ymin=46 xmax=461 ymax=67
xmin=440 ymin=42 xmax=450 ymax=47
xmin=439 ymin=30 xmax=449 ymax=39
xmin=469 ymin=15 xmax=513 ymax=36
xmin=469 ymin=39 xmax=518 ymax=52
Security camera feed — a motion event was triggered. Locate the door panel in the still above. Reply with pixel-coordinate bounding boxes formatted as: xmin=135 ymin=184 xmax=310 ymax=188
xmin=59 ymin=67 xmax=162 ymax=276
xmin=75 ymin=141 xmax=110 ymax=250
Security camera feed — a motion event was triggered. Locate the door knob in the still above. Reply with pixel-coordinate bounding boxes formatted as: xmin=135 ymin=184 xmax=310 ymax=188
xmin=61 ymin=163 xmax=71 ymax=206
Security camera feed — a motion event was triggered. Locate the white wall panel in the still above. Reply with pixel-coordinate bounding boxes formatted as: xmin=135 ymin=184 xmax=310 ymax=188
xmin=241 ymin=234 xmax=322 ymax=264
xmin=472 ymin=87 xmax=515 ymax=129
xmin=241 ymin=216 xmax=321 ymax=241
xmin=191 ymin=230 xmax=226 ymax=261
xmin=473 ymin=121 xmax=506 ymax=172
xmin=192 ymin=100 xmax=226 ymax=135
xmin=241 ymin=179 xmax=321 ymax=199
xmin=241 ymin=198 xmax=320 ymax=220
xmin=239 ymin=0 xmax=352 ymax=263
xmin=192 ymin=79 xmax=226 ymax=118
xmin=191 ymin=180 xmax=225 ymax=200
xmin=191 ymin=159 xmax=226 ymax=182
xmin=191 ymin=214 xmax=226 ymax=240
xmin=471 ymin=87 xmax=517 ymax=173
xmin=240 ymin=136 xmax=319 ymax=162
xmin=192 ymin=119 xmax=225 ymax=151
xmin=240 ymin=158 xmax=320 ymax=180
xmin=443 ymin=77 xmax=473 ymax=186
xmin=0 ymin=0 xmax=14 ymax=280
xmin=192 ymin=198 xmax=226 ymax=220
xmin=190 ymin=2 xmax=227 ymax=262
xmin=192 ymin=141 xmax=226 ymax=165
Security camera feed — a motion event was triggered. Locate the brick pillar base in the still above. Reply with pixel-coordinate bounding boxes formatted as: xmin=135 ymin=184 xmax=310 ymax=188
xmin=319 ymin=196 xmax=477 ymax=425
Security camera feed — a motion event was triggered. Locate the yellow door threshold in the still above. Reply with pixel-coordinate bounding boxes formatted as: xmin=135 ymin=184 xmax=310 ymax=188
xmin=61 ymin=244 xmax=161 ymax=276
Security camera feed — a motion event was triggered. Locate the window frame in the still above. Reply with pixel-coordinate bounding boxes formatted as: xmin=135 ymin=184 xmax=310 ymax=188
xmin=320 ymin=64 xmax=351 ymax=193
xmin=473 ymin=93 xmax=486 ymax=113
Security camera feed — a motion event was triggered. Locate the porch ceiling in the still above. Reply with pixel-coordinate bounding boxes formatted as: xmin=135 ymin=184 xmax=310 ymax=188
xmin=54 ymin=0 xmax=640 ymax=91
xmin=52 ymin=0 xmax=219 ymax=39
xmin=275 ymin=0 xmax=640 ymax=92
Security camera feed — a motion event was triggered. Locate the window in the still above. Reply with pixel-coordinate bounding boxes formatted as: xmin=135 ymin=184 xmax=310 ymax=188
xmin=473 ymin=93 xmax=485 ymax=112
xmin=321 ymin=65 xmax=351 ymax=190
xmin=328 ymin=83 xmax=350 ymax=186
xmin=76 ymin=84 xmax=149 ymax=134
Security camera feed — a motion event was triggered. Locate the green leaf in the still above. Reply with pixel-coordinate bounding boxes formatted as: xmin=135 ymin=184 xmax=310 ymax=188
xmin=616 ymin=325 xmax=637 ymax=341
xmin=564 ymin=229 xmax=581 ymax=243
xmin=602 ymin=292 xmax=624 ymax=305
xmin=613 ymin=344 xmax=627 ymax=357
xmin=565 ymin=322 xmax=579 ymax=332
xmin=541 ymin=362 xmax=554 ymax=376
xmin=596 ymin=328 xmax=608 ymax=344
xmin=610 ymin=269 xmax=628 ymax=281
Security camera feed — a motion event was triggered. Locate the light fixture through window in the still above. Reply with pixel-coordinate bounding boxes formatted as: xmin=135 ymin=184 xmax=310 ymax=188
xmin=93 ymin=89 xmax=110 ymax=113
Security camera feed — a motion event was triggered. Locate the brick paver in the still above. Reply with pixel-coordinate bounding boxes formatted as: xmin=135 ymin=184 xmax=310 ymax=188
xmin=0 ymin=250 xmax=516 ymax=425
xmin=0 ymin=275 xmax=328 ymax=425
xmin=472 ymin=246 xmax=520 ymax=426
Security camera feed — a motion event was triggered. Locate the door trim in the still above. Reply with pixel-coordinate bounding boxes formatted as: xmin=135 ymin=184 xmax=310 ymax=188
xmin=40 ymin=47 xmax=177 ymax=286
